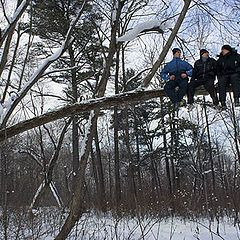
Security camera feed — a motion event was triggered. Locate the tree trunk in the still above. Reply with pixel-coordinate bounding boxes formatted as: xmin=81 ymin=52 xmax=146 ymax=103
xmin=69 ymin=46 xmax=80 ymax=174
xmin=55 ymin=2 xmax=126 ymax=238
xmin=141 ymin=0 xmax=192 ymax=87
xmin=90 ymin=146 xmax=100 ymax=198
xmin=114 ymin=48 xmax=121 ymax=206
xmin=161 ymin=98 xmax=172 ymax=195
xmin=29 ymin=120 xmax=71 ymax=211
xmin=134 ymin=116 xmax=143 ymax=194
xmin=169 ymin=111 xmax=176 ymax=193
xmin=0 ymin=146 xmax=8 ymax=240
xmin=93 ymin=122 xmax=106 ymax=210
xmin=203 ymin=97 xmax=216 ymax=194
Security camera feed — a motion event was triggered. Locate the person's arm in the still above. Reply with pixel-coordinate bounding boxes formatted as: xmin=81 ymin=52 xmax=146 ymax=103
xmin=235 ymin=54 xmax=240 ymax=72
xmin=216 ymin=58 xmax=222 ymax=77
xmin=190 ymin=62 xmax=197 ymax=81
xmin=212 ymin=59 xmax=218 ymax=76
xmin=160 ymin=64 xmax=170 ymax=81
xmin=185 ymin=62 xmax=193 ymax=77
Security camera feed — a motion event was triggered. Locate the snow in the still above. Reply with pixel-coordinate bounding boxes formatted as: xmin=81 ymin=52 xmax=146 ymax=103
xmin=112 ymin=9 xmax=117 ymax=22
xmin=0 ymin=104 xmax=3 ymax=116
xmin=1 ymin=208 xmax=239 ymax=240
xmin=79 ymin=110 xmax=95 ymax=159
xmin=117 ymin=20 xmax=172 ymax=42
xmin=49 ymin=182 xmax=62 ymax=208
xmin=29 ymin=181 xmax=45 ymax=210
xmin=1 ymin=0 xmax=28 ymax=36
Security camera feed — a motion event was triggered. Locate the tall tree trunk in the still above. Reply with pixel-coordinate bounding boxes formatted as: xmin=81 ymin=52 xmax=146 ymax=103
xmin=114 ymin=49 xmax=121 ymax=206
xmin=122 ymin=46 xmax=137 ymax=206
xmin=169 ymin=111 xmax=176 ymax=193
xmin=55 ymin=2 xmax=125 ymax=239
xmin=230 ymin=95 xmax=240 ymax=166
xmin=69 ymin=46 xmax=80 ymax=174
xmin=0 ymin=146 xmax=8 ymax=240
xmin=93 ymin=122 xmax=106 ymax=210
xmin=134 ymin=116 xmax=143 ymax=194
xmin=1 ymin=25 xmax=21 ymax=103
xmin=161 ymin=99 xmax=172 ymax=195
xmin=141 ymin=0 xmax=192 ymax=87
xmin=90 ymin=146 xmax=100 ymax=199
xmin=203 ymin=97 xmax=216 ymax=194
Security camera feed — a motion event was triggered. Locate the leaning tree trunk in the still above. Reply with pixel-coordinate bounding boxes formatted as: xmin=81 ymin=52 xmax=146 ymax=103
xmin=54 ymin=1 xmax=126 ymax=239
xmin=141 ymin=0 xmax=192 ymax=88
xmin=29 ymin=119 xmax=71 ymax=211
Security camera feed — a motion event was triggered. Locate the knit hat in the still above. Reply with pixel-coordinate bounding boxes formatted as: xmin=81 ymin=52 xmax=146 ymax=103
xmin=200 ymin=49 xmax=208 ymax=56
xmin=172 ymin=48 xmax=181 ymax=55
xmin=221 ymin=45 xmax=232 ymax=52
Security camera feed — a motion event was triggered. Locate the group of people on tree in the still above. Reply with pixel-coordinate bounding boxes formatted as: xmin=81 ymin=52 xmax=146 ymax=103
xmin=160 ymin=45 xmax=240 ymax=110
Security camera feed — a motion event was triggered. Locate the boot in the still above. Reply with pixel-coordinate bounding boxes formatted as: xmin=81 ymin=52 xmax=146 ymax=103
xmin=179 ymin=99 xmax=186 ymax=107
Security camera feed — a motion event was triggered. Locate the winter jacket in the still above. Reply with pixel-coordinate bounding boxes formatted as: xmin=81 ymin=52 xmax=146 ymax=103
xmin=191 ymin=57 xmax=217 ymax=81
xmin=160 ymin=57 xmax=193 ymax=81
xmin=217 ymin=51 xmax=240 ymax=76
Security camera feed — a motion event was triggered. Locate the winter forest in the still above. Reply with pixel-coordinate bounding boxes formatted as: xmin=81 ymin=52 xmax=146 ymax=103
xmin=0 ymin=0 xmax=240 ymax=239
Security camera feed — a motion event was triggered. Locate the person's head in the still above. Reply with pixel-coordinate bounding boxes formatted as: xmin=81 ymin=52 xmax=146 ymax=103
xmin=200 ymin=49 xmax=209 ymax=58
xmin=172 ymin=48 xmax=181 ymax=58
xmin=221 ymin=45 xmax=232 ymax=55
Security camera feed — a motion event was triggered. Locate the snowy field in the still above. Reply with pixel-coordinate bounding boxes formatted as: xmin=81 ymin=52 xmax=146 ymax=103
xmin=46 ymin=215 xmax=240 ymax=240
xmin=1 ymin=208 xmax=239 ymax=240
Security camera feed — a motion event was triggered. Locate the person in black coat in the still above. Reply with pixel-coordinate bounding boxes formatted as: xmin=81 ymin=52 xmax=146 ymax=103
xmin=187 ymin=49 xmax=219 ymax=105
xmin=217 ymin=45 xmax=240 ymax=107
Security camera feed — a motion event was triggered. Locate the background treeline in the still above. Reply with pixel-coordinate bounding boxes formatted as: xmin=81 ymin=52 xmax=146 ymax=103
xmin=1 ymin=97 xmax=240 ymax=220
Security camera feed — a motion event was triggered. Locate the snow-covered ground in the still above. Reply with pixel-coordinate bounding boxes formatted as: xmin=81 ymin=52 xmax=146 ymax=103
xmin=1 ymin=208 xmax=239 ymax=239
xmin=47 ymin=214 xmax=240 ymax=240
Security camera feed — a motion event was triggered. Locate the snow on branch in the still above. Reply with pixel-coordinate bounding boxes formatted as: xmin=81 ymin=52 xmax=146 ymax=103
xmin=117 ymin=20 xmax=172 ymax=42
xmin=0 ymin=0 xmax=30 ymax=48
xmin=0 ymin=88 xmax=166 ymax=142
xmin=0 ymin=1 xmax=88 ymax=128
xmin=0 ymin=85 xmax=212 ymax=142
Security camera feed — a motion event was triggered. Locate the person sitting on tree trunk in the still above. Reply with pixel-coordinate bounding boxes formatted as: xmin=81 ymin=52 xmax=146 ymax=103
xmin=187 ymin=49 xmax=219 ymax=106
xmin=160 ymin=48 xmax=193 ymax=108
xmin=217 ymin=45 xmax=240 ymax=108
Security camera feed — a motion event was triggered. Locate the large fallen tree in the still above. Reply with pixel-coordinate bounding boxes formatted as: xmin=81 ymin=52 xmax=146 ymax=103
xmin=0 ymin=88 xmax=166 ymax=142
xmin=0 ymin=84 xmax=215 ymax=142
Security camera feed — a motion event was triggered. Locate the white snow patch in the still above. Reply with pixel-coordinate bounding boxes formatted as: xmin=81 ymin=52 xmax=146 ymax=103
xmin=117 ymin=20 xmax=172 ymax=42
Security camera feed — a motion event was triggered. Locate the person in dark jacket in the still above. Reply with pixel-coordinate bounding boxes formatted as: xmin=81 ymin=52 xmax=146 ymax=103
xmin=160 ymin=48 xmax=193 ymax=108
xmin=187 ymin=49 xmax=219 ymax=105
xmin=217 ymin=45 xmax=240 ymax=107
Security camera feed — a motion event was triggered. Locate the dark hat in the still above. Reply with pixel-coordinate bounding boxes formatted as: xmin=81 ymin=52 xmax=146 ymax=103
xmin=200 ymin=49 xmax=208 ymax=56
xmin=172 ymin=48 xmax=181 ymax=55
xmin=221 ymin=45 xmax=232 ymax=52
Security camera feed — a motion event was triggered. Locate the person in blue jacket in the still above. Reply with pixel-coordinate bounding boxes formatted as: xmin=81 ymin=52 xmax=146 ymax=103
xmin=160 ymin=48 xmax=193 ymax=107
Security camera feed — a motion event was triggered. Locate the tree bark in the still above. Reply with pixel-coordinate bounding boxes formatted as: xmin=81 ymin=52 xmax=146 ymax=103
xmin=0 ymin=0 xmax=30 ymax=48
xmin=69 ymin=46 xmax=80 ymax=175
xmin=141 ymin=0 xmax=192 ymax=88
xmin=29 ymin=119 xmax=71 ymax=211
xmin=93 ymin=122 xmax=106 ymax=210
xmin=0 ymin=2 xmax=87 ymax=128
xmin=114 ymin=49 xmax=121 ymax=206
xmin=55 ymin=1 xmax=126 ymax=239
xmin=203 ymin=97 xmax=216 ymax=194
xmin=0 ymin=88 xmax=166 ymax=142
